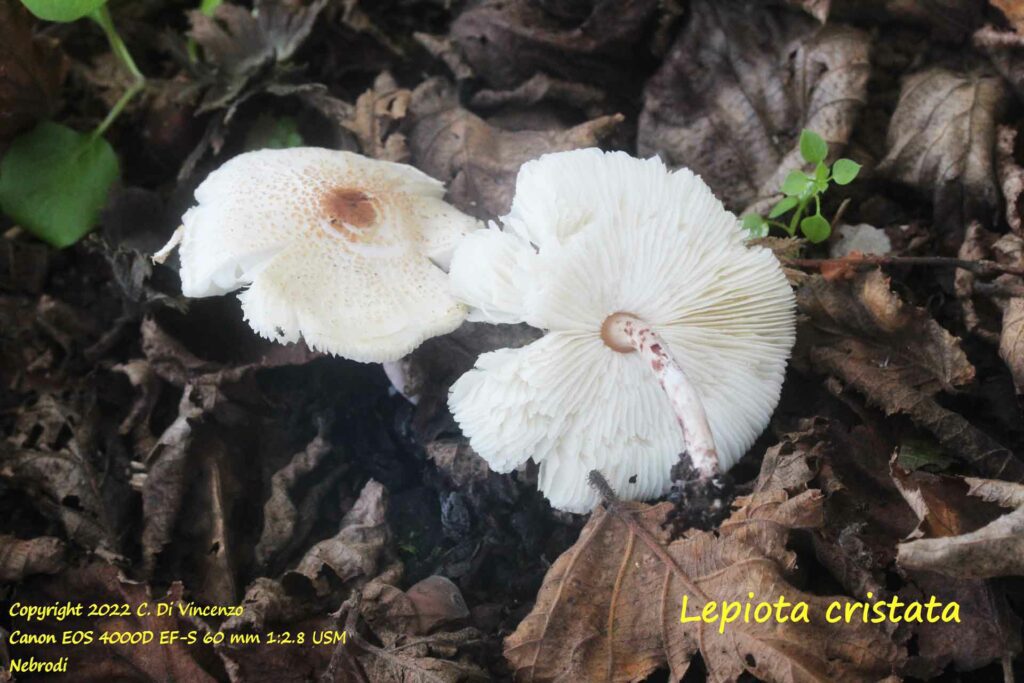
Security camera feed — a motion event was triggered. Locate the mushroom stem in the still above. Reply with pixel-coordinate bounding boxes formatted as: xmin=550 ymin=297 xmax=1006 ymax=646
xmin=602 ymin=313 xmax=719 ymax=478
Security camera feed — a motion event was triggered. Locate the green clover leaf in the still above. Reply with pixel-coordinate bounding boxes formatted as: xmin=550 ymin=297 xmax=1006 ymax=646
xmin=0 ymin=122 xmax=119 ymax=248
xmin=832 ymin=158 xmax=861 ymax=185
xmin=742 ymin=214 xmax=769 ymax=238
xmin=799 ymin=129 xmax=828 ymax=164
xmin=20 ymin=0 xmax=107 ymax=22
xmin=800 ymin=214 xmax=831 ymax=243
xmin=781 ymin=170 xmax=810 ymax=197
xmin=768 ymin=196 xmax=799 ymax=219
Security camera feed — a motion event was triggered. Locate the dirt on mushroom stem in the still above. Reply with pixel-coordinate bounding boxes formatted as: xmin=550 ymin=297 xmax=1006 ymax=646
xmin=600 ymin=312 xmax=733 ymax=529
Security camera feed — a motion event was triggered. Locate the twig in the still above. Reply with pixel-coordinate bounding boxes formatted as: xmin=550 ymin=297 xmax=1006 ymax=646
xmin=787 ymin=254 xmax=1024 ymax=278
xmin=830 ymin=197 xmax=851 ymax=229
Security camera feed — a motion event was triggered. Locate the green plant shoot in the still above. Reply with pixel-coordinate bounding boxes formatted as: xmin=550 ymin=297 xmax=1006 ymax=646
xmin=741 ymin=129 xmax=861 ymax=243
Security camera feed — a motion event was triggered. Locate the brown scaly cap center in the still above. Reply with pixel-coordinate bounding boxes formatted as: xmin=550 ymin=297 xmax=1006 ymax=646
xmin=322 ymin=187 xmax=379 ymax=240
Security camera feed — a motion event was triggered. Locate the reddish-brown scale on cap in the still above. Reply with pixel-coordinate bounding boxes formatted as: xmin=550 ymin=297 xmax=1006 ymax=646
xmin=323 ymin=188 xmax=378 ymax=240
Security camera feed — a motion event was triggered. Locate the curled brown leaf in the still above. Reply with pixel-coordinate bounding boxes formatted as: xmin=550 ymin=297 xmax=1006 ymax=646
xmin=639 ymin=1 xmax=869 ymax=209
xmin=407 ymin=78 xmax=622 ymax=218
xmin=877 ymin=68 xmax=1007 ymax=249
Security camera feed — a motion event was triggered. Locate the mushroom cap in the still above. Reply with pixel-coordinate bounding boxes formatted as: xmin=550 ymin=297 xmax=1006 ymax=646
xmin=448 ymin=149 xmax=796 ymax=513
xmin=163 ymin=148 xmax=480 ymax=363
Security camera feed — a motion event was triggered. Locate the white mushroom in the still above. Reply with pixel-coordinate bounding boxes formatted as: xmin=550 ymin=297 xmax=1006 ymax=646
xmin=447 ymin=148 xmax=796 ymax=513
xmin=155 ymin=148 xmax=480 ymax=362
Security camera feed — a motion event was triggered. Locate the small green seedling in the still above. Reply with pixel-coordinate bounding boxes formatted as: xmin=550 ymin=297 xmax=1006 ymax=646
xmin=0 ymin=1 xmax=146 ymax=248
xmin=742 ymin=130 xmax=861 ymax=243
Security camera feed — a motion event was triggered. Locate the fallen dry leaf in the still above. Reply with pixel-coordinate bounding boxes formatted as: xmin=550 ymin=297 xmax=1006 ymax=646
xmin=832 ymin=0 xmax=981 ymax=40
xmin=0 ymin=534 xmax=64 ymax=582
xmin=876 ymin=68 xmax=1007 ymax=249
xmin=504 ymin=488 xmax=900 ymax=682
xmin=350 ymin=625 xmax=488 ymax=683
xmin=254 ymin=420 xmax=344 ymax=574
xmin=450 ymin=0 xmax=658 ymax=93
xmin=216 ymin=616 xmax=339 ymax=683
xmin=1000 ymin=297 xmax=1024 ymax=393
xmin=796 ymin=270 xmax=1024 ymax=481
xmin=898 ymin=477 xmax=1024 ymax=578
xmin=362 ymin=574 xmax=469 ymax=640
xmin=140 ymin=384 xmax=207 ymax=575
xmin=753 ymin=420 xmax=826 ymax=494
xmin=407 ymin=78 xmax=622 ymax=218
xmin=756 ymin=419 xmax=1022 ymax=677
xmin=991 ymin=0 xmax=1024 ymax=33
xmin=226 ymin=479 xmax=393 ymax=633
xmin=216 ymin=614 xmax=344 ymax=683
xmin=9 ymin=562 xmax=219 ymax=682
xmin=996 ymin=125 xmax=1024 ymax=236
xmin=470 ymin=73 xmax=610 ymax=120
xmin=189 ymin=0 xmax=327 ymax=111
xmin=0 ymin=0 xmax=67 ymax=140
xmin=1 ymin=392 xmax=130 ymax=554
xmin=638 ymin=1 xmax=869 ymax=209
xmin=973 ymin=24 xmax=1024 ymax=119
xmin=887 ymin=466 xmax=1023 ymax=674
xmin=899 ymin=569 xmax=1021 ymax=676
xmin=340 ymin=71 xmax=411 ymax=163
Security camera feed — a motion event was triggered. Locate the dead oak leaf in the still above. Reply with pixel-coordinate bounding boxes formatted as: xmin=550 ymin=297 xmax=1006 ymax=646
xmin=408 ymin=78 xmax=622 ymax=218
xmin=504 ymin=491 xmax=900 ymax=682
xmin=638 ymin=1 xmax=870 ymax=210
xmin=0 ymin=0 xmax=67 ymax=140
xmin=877 ymin=68 xmax=1007 ymax=249
xmin=898 ymin=477 xmax=1024 ymax=579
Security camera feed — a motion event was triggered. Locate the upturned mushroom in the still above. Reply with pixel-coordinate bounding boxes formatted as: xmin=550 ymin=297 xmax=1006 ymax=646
xmin=447 ymin=148 xmax=796 ymax=513
xmin=155 ymin=147 xmax=480 ymax=362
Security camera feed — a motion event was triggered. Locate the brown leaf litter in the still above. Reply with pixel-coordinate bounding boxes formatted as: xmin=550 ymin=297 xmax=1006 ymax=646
xmin=639 ymin=0 xmax=870 ymax=211
xmin=796 ymin=269 xmax=1024 ymax=480
xmin=505 ymin=482 xmax=902 ymax=682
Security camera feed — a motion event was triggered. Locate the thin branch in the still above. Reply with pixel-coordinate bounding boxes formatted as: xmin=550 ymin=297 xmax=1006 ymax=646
xmin=787 ymin=254 xmax=1024 ymax=278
